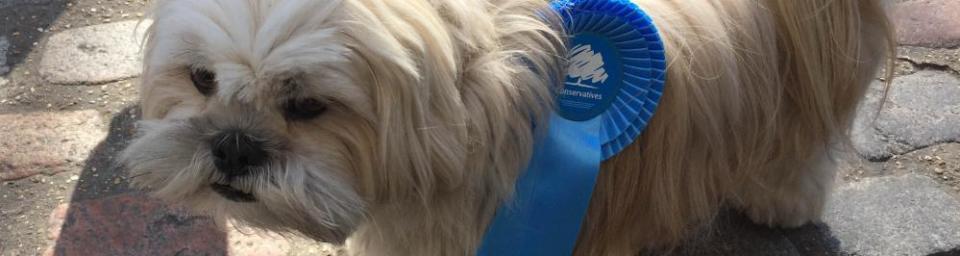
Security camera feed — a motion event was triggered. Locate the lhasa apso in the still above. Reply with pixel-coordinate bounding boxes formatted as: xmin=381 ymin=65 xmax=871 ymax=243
xmin=120 ymin=0 xmax=894 ymax=255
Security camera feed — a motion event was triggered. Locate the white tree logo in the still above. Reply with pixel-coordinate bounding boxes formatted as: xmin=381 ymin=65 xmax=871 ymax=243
xmin=566 ymin=44 xmax=608 ymax=90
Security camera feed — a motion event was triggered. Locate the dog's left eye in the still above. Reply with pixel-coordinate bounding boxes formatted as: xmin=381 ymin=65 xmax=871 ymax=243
xmin=284 ymin=98 xmax=328 ymax=121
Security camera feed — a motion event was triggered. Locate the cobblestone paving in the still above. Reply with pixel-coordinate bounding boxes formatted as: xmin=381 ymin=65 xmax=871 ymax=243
xmin=1 ymin=0 xmax=959 ymax=256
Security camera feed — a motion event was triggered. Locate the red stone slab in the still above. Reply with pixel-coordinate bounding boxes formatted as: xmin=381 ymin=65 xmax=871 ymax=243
xmin=45 ymin=194 xmax=226 ymax=255
xmin=44 ymin=193 xmax=290 ymax=256
xmin=890 ymin=0 xmax=960 ymax=48
xmin=0 ymin=110 xmax=106 ymax=181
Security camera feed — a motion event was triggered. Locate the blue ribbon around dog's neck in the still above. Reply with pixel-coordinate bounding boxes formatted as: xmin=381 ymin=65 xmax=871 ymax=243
xmin=478 ymin=0 xmax=666 ymax=255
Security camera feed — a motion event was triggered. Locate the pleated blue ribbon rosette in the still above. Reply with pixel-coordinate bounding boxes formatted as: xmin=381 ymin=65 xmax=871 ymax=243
xmin=478 ymin=0 xmax=666 ymax=255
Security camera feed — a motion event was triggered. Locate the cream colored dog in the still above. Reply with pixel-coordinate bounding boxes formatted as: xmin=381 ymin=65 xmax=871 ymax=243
xmin=120 ymin=0 xmax=894 ymax=255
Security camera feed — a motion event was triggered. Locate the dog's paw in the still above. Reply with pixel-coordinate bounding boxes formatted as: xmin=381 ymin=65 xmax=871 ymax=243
xmin=735 ymin=158 xmax=837 ymax=228
xmin=739 ymin=186 xmax=827 ymax=228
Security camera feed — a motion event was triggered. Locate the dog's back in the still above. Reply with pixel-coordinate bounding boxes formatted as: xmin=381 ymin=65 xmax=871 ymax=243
xmin=577 ymin=0 xmax=894 ymax=254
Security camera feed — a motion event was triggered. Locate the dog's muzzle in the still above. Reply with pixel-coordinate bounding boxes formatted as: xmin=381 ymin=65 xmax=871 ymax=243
xmin=209 ymin=129 xmax=267 ymax=202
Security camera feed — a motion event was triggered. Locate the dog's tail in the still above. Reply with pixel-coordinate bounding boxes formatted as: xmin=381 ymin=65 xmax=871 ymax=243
xmin=577 ymin=0 xmax=894 ymax=254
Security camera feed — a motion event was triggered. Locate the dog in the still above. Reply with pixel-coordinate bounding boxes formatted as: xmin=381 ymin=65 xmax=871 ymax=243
xmin=120 ymin=0 xmax=894 ymax=255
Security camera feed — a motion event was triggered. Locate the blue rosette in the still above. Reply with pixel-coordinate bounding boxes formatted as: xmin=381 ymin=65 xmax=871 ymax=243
xmin=552 ymin=0 xmax=666 ymax=159
xmin=478 ymin=1 xmax=666 ymax=255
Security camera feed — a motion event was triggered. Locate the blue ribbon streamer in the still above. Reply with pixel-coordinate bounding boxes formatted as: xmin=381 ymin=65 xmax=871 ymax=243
xmin=478 ymin=113 xmax=602 ymax=256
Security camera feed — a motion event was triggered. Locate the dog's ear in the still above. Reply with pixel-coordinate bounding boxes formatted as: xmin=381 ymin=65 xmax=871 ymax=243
xmin=137 ymin=9 xmax=186 ymax=121
xmin=338 ymin=0 xmax=471 ymax=203
xmin=338 ymin=0 xmax=565 ymax=204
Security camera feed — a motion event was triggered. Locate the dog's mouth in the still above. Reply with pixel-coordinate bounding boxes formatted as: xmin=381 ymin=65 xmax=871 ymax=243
xmin=210 ymin=183 xmax=257 ymax=202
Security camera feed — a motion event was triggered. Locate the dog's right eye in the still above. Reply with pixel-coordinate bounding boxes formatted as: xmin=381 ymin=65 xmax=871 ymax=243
xmin=284 ymin=98 xmax=328 ymax=121
xmin=190 ymin=68 xmax=217 ymax=96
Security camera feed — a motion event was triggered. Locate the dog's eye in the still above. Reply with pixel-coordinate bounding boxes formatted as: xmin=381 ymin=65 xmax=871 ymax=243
xmin=190 ymin=68 xmax=217 ymax=96
xmin=284 ymin=98 xmax=328 ymax=121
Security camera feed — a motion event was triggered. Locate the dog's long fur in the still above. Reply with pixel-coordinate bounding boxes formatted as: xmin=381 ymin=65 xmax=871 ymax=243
xmin=120 ymin=0 xmax=894 ymax=255
xmin=579 ymin=1 xmax=894 ymax=254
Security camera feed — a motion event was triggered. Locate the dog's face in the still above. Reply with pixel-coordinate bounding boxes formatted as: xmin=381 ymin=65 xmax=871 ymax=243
xmin=121 ymin=0 xmax=561 ymax=246
xmin=121 ymin=0 xmax=388 ymax=243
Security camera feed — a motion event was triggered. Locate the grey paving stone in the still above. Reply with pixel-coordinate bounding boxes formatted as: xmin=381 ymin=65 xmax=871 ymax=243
xmin=890 ymin=0 xmax=960 ymax=48
xmin=898 ymin=47 xmax=960 ymax=74
xmin=823 ymin=174 xmax=960 ymax=256
xmin=0 ymin=110 xmax=106 ymax=181
xmin=38 ymin=20 xmax=149 ymax=84
xmin=853 ymin=71 xmax=960 ymax=160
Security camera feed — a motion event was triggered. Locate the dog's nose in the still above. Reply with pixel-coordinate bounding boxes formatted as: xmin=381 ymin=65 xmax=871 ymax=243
xmin=211 ymin=130 xmax=267 ymax=177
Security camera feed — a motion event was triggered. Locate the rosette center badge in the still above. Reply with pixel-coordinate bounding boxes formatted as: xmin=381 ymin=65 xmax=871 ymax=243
xmin=558 ymin=35 xmax=624 ymax=121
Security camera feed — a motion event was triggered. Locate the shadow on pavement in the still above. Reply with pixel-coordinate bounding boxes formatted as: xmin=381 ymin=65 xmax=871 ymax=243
xmin=646 ymin=209 xmax=845 ymax=256
xmin=930 ymin=248 xmax=960 ymax=256
xmin=0 ymin=0 xmax=69 ymax=76
xmin=48 ymin=105 xmax=230 ymax=255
